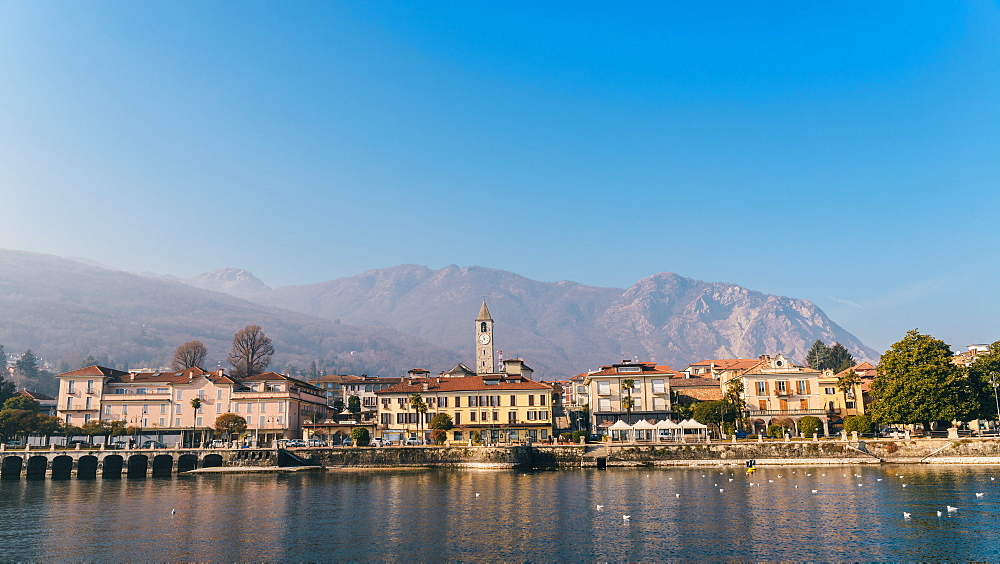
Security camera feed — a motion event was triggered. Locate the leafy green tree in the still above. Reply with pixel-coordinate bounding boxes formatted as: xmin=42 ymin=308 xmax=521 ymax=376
xmin=0 ymin=409 xmax=39 ymax=442
xmin=33 ymin=415 xmax=63 ymax=444
xmin=332 ymin=398 xmax=345 ymax=413
xmin=798 ymin=416 xmax=822 ymax=437
xmin=350 ymin=426 xmax=370 ymax=447
xmin=15 ymin=349 xmax=40 ymax=381
xmin=3 ymin=395 xmax=40 ymax=411
xmin=965 ymin=340 xmax=1000 ymax=421
xmin=692 ymin=400 xmax=738 ymax=436
xmin=827 ymin=343 xmax=856 ymax=373
xmin=870 ymin=330 xmax=979 ymax=432
xmin=429 ymin=413 xmax=454 ymax=431
xmin=347 ymin=395 xmax=361 ymax=414
xmin=766 ymin=424 xmax=786 ymax=439
xmin=621 ymin=378 xmax=635 ymax=424
xmin=806 ymin=340 xmax=830 ymax=370
xmin=843 ymin=414 xmax=873 ymax=434
xmin=215 ymin=413 xmax=247 ymax=440
xmin=80 ymin=419 xmax=110 ymax=444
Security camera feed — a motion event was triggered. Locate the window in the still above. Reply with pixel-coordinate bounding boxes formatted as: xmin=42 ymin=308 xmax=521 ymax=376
xmin=454 ymin=397 xmax=461 ymax=408
xmin=67 ymin=397 xmax=73 ymax=409
xmin=510 ymin=395 xmax=517 ymax=407
xmin=652 ymin=379 xmax=666 ymax=394
xmin=260 ymin=402 xmax=266 ymax=413
xmin=617 ymin=366 xmax=641 ymax=373
xmin=454 ymin=431 xmax=463 ymax=441
xmin=115 ymin=389 xmax=127 ymax=395
xmin=758 ymin=400 xmax=767 ymax=410
xmin=800 ymin=399 xmax=809 ymax=410
xmin=159 ymin=417 xmax=165 ymax=426
xmin=492 ymin=411 xmax=499 ymax=422
xmin=217 ymin=390 xmax=223 ymax=400
xmin=597 ymin=381 xmax=611 ymax=395
xmin=454 ymin=412 xmax=461 ymax=425
xmin=87 ymin=380 xmax=94 ymax=394
xmin=528 ymin=395 xmax=535 ymax=407
xmin=825 ymin=387 xmax=836 ymax=395
xmin=104 ymin=405 xmax=111 ymax=416
xmin=527 ymin=411 xmax=537 ymax=421
xmin=278 ymin=402 xmax=284 ymax=413
xmin=86 ymin=397 xmax=92 ymax=409
xmin=381 ymin=398 xmax=390 ymax=408
xmin=142 ymin=418 xmax=148 ymax=427
xmin=68 ymin=381 xmax=75 ymax=393
xmin=508 ymin=411 xmax=517 ymax=422
xmin=540 ymin=394 xmax=546 ymax=406
xmin=156 ymin=388 xmax=168 ymax=394
xmin=756 ymin=381 xmax=766 ymax=395
xmin=160 ymin=403 xmax=167 ymax=414
xmin=597 ymin=398 xmax=611 ymax=411
xmin=777 ymin=381 xmax=787 ymax=393
xmin=247 ymin=403 xmax=253 ymax=414
xmin=797 ymin=380 xmax=808 ymax=394
xmin=653 ymin=397 xmax=667 ymax=410
xmin=541 ymin=429 xmax=548 ymax=439
xmin=176 ymin=391 xmax=182 ymax=401
xmin=440 ymin=397 xmax=448 ymax=408
xmin=381 ymin=414 xmax=391 ymax=425
xmin=142 ymin=404 xmax=148 ymax=414
xmin=175 ymin=417 xmax=181 ymax=426
xmin=65 ymin=414 xmax=71 ymax=425
xmin=216 ymin=402 xmax=222 ymax=413
xmin=481 ymin=322 xmax=488 ymax=333
xmin=84 ymin=414 xmax=91 ymax=424
xmin=470 ymin=411 xmax=477 ymax=422
xmin=259 ymin=416 xmax=265 ymax=427
xmin=198 ymin=390 xmax=205 ymax=399
xmin=397 ymin=398 xmax=407 ymax=407
xmin=276 ymin=416 xmax=282 ymax=425
xmin=137 ymin=388 xmax=148 ymax=395
xmin=539 ymin=410 xmax=548 ymax=420
xmin=196 ymin=417 xmax=203 ymax=426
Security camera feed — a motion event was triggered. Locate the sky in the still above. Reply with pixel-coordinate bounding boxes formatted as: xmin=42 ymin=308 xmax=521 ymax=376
xmin=1 ymin=1 xmax=999 ymax=354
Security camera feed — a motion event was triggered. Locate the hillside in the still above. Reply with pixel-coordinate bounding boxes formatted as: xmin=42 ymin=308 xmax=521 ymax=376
xmin=0 ymin=250 xmax=457 ymax=391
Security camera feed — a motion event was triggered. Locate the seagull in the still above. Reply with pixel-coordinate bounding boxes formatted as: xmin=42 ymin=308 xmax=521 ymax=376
xmin=728 ymin=478 xmax=734 ymax=482
xmin=858 ymin=484 xmax=863 ymax=487
xmin=976 ymin=493 xmax=985 ymax=498
xmin=675 ymin=493 xmax=680 ymax=498
xmin=901 ymin=484 xmax=907 ymax=488
xmin=806 ymin=473 xmax=812 ymax=476
xmin=811 ymin=489 xmax=818 ymax=494
xmin=903 ymin=512 xmax=911 ymax=519
xmin=947 ymin=506 xmax=958 ymax=513
xmin=170 ymin=509 xmax=176 ymax=515
xmin=937 ymin=511 xmax=943 ymax=517
xmin=876 ymin=479 xmax=883 ymax=482
xmin=475 ymin=493 xmax=480 ymax=498
xmin=719 ymin=488 xmax=724 ymax=493
xmin=623 ymin=515 xmax=631 ymax=521
xmin=992 ymin=477 xmax=996 ymax=481
xmin=768 ymin=480 xmax=774 ymax=483
xmin=596 ymin=504 xmax=604 ymax=510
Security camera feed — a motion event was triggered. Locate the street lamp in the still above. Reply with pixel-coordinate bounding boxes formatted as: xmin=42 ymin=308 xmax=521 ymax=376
xmin=990 ymin=372 xmax=1000 ymax=431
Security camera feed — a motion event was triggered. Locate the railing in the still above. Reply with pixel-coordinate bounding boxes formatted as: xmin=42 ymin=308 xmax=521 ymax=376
xmin=748 ymin=408 xmax=830 ymax=416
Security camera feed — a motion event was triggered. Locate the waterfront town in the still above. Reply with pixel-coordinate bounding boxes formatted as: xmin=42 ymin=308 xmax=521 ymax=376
xmin=0 ymin=301 xmax=995 ymax=461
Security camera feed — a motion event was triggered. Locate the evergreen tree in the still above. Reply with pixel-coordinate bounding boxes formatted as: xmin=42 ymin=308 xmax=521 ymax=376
xmin=16 ymin=350 xmax=40 ymax=381
xmin=870 ymin=330 xmax=979 ymax=432
xmin=805 ymin=340 xmax=830 ymax=370
xmin=0 ymin=346 xmax=12 ymax=404
xmin=826 ymin=343 xmax=856 ymax=373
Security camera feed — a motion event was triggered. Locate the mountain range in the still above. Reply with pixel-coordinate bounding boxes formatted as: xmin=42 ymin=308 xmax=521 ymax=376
xmin=0 ymin=249 xmax=877 ymax=391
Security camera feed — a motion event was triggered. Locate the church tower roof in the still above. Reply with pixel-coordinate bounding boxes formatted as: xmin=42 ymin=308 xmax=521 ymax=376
xmin=476 ymin=300 xmax=493 ymax=321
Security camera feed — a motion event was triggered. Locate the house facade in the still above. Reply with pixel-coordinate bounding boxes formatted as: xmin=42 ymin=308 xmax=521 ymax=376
xmin=734 ymin=354 xmax=830 ymax=435
xmin=56 ymin=366 xmax=327 ymax=446
xmin=584 ymin=361 xmax=681 ymax=431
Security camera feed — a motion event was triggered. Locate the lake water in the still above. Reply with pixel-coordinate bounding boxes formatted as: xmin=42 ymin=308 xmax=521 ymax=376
xmin=1 ymin=464 xmax=999 ymax=561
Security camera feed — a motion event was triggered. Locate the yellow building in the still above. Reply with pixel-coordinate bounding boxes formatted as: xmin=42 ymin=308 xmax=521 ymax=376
xmin=376 ymin=371 xmax=555 ymax=444
xmin=735 ymin=354 xmax=830 ymax=435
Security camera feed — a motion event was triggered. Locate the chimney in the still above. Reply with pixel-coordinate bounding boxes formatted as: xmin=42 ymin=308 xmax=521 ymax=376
xmin=422 ymin=382 xmax=429 ymax=392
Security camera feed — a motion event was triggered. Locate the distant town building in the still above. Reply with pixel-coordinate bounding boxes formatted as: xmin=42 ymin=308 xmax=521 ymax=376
xmin=584 ymin=361 xmax=681 ymax=430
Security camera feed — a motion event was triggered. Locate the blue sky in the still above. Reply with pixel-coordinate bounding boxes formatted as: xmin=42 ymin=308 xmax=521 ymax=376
xmin=1 ymin=2 xmax=998 ymax=353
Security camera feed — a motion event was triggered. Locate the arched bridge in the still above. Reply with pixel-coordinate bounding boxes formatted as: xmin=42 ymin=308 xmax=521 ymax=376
xmin=0 ymin=447 xmax=288 ymax=480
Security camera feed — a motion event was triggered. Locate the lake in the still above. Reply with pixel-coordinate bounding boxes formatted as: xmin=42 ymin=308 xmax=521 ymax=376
xmin=1 ymin=464 xmax=998 ymax=561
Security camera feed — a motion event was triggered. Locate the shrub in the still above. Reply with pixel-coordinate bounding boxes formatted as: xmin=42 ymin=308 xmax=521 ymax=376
xmin=571 ymin=430 xmax=588 ymax=442
xmin=430 ymin=429 xmax=447 ymax=445
xmin=470 ymin=430 xmax=481 ymax=444
xmin=798 ymin=416 xmax=822 ymax=437
xmin=429 ymin=413 xmax=453 ymax=431
xmin=767 ymin=424 xmax=786 ymax=439
xmin=843 ymin=414 xmax=873 ymax=434
xmin=559 ymin=432 xmax=572 ymax=442
xmin=350 ymin=427 xmax=370 ymax=447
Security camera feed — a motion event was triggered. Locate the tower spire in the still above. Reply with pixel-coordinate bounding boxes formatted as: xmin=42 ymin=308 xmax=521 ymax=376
xmin=477 ymin=300 xmax=492 ymax=322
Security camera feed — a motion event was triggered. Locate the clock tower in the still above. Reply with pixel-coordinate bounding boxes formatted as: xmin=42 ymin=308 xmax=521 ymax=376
xmin=475 ymin=300 xmax=494 ymax=374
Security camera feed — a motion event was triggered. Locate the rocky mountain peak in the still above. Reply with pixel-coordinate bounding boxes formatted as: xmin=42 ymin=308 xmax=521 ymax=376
xmin=189 ymin=268 xmax=271 ymax=298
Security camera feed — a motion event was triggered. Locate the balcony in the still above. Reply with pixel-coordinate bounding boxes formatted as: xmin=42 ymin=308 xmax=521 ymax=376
xmin=748 ymin=408 xmax=830 ymax=417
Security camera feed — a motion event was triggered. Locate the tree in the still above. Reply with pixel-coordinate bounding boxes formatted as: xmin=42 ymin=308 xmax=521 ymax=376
xmin=843 ymin=414 xmax=873 ymax=434
xmin=33 ymin=415 xmax=63 ymax=444
xmin=410 ymin=393 xmax=428 ymax=440
xmin=307 ymin=361 xmax=320 ymax=380
xmin=80 ymin=355 xmax=99 ymax=369
xmin=965 ymin=340 xmax=1000 ymax=422
xmin=429 ymin=413 xmax=453 ymax=445
xmin=350 ymin=426 xmax=370 ymax=447
xmin=836 ymin=370 xmax=862 ymax=414
xmin=347 ymin=395 xmax=361 ymax=414
xmin=228 ymin=325 xmax=274 ymax=379
xmin=15 ymin=349 xmax=40 ymax=382
xmin=798 ymin=416 xmax=822 ymax=437
xmin=805 ymin=340 xmax=830 ymax=370
xmin=0 ymin=409 xmax=39 ymax=442
xmin=827 ymin=343 xmax=856 ymax=374
xmin=215 ymin=413 xmax=247 ymax=440
xmin=3 ymin=395 xmax=40 ymax=411
xmin=332 ymin=398 xmax=345 ymax=413
xmin=870 ymin=330 xmax=979 ymax=432
xmin=0 ymin=346 xmax=12 ymax=406
xmin=692 ymin=400 xmax=738 ymax=437
xmin=80 ymin=420 xmax=110 ymax=445
xmin=173 ymin=340 xmax=208 ymax=370
xmin=621 ymin=378 xmax=635 ymax=424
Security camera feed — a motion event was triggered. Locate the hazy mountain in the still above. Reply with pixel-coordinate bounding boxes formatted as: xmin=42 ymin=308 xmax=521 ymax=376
xmin=188 ymin=267 xmax=271 ymax=298
xmin=212 ymin=264 xmax=880 ymax=377
xmin=0 ymin=250 xmax=458 ymax=392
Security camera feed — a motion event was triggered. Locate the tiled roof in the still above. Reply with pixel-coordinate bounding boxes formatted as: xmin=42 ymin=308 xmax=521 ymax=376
xmin=310 ymin=374 xmax=364 ymax=384
xmin=241 ymin=372 xmax=321 ymax=391
xmin=687 ymin=359 xmax=761 ymax=371
xmin=376 ymin=376 xmax=553 ymax=394
xmin=56 ymin=365 xmax=130 ymax=379
xmin=585 ymin=363 xmax=683 ymax=378
xmin=668 ymin=376 xmax=720 ymax=387
xmin=18 ymin=390 xmax=55 ymax=400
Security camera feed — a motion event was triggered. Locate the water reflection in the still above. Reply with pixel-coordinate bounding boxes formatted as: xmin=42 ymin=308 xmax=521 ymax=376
xmin=1 ymin=465 xmax=999 ymax=560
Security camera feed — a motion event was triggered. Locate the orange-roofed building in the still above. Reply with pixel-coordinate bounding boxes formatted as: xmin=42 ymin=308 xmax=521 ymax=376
xmin=583 ymin=361 xmax=683 ymax=431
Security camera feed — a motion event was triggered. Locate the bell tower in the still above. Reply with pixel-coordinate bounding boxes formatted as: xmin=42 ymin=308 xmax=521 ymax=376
xmin=475 ymin=300 xmax=494 ymax=374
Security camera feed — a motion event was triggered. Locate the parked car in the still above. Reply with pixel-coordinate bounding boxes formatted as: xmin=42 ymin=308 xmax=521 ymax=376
xmin=370 ymin=437 xmax=386 ymax=447
xmin=105 ymin=441 xmax=127 ymax=450
xmin=341 ymin=437 xmax=353 ymax=446
xmin=733 ymin=430 xmax=751 ymax=439
xmin=307 ymin=439 xmax=328 ymax=447
xmin=404 ymin=438 xmax=425 ymax=446
xmin=209 ymin=440 xmax=227 ymax=448
xmin=66 ymin=440 xmax=89 ymax=447
xmin=141 ymin=440 xmax=167 ymax=449
xmin=5 ymin=440 xmax=25 ymax=448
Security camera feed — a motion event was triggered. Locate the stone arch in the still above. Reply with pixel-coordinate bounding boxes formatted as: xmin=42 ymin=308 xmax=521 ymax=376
xmin=25 ymin=456 xmax=48 ymax=479
xmin=127 ymin=454 xmax=149 ymax=478
xmin=202 ymin=454 xmax=223 ymax=468
xmin=52 ymin=455 xmax=75 ymax=479
xmin=152 ymin=454 xmax=174 ymax=477
xmin=77 ymin=455 xmax=99 ymax=479
xmin=101 ymin=455 xmax=123 ymax=479
xmin=177 ymin=454 xmax=198 ymax=474
xmin=1 ymin=456 xmax=24 ymax=480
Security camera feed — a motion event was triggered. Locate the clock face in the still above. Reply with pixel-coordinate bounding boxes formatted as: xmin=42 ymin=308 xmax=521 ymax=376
xmin=479 ymin=333 xmax=491 ymax=345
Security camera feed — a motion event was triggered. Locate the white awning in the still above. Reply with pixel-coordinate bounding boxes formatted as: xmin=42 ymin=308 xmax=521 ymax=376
xmin=632 ymin=420 xmax=655 ymax=430
xmin=679 ymin=419 xmax=708 ymax=429
xmin=608 ymin=420 xmax=633 ymax=430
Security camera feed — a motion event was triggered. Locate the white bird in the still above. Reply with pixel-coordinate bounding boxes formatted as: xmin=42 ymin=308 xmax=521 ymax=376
xmin=948 ymin=506 xmax=958 ymax=513
xmin=675 ymin=493 xmax=680 ymax=498
xmin=976 ymin=493 xmax=985 ymax=498
xmin=902 ymin=484 xmax=908 ymax=488
xmin=719 ymin=488 xmax=724 ymax=492
xmin=794 ymin=485 xmax=799 ymax=489
xmin=876 ymin=479 xmax=883 ymax=482
xmin=777 ymin=475 xmax=782 ymax=478
xmin=811 ymin=489 xmax=818 ymax=494
xmin=858 ymin=484 xmax=863 ymax=487
xmin=596 ymin=504 xmax=604 ymax=510
xmin=937 ymin=511 xmax=943 ymax=517
xmin=768 ymin=480 xmax=774 ymax=483
xmin=903 ymin=512 xmax=911 ymax=519
xmin=170 ymin=509 xmax=176 ymax=515
xmin=646 ymin=474 xmax=650 ymax=478
xmin=475 ymin=493 xmax=480 ymax=498
xmin=992 ymin=477 xmax=996 ymax=481
xmin=728 ymin=478 xmax=734 ymax=482
xmin=623 ymin=515 xmax=631 ymax=521
xmin=806 ymin=473 xmax=812 ymax=476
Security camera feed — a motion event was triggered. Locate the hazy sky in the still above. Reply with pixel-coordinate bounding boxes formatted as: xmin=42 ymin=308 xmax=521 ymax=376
xmin=2 ymin=2 xmax=998 ymax=353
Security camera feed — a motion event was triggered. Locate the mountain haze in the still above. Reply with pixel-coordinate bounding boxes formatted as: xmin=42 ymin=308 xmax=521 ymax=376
xmin=221 ymin=264 xmax=878 ymax=376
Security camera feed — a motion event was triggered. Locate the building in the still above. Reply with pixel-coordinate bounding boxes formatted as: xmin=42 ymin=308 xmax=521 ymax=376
xmin=734 ymin=354 xmax=829 ymax=435
xmin=374 ymin=301 xmax=554 ymax=443
xmin=18 ymin=390 xmax=57 ymax=416
xmin=340 ymin=375 xmax=407 ymax=415
xmin=684 ymin=359 xmax=761 ymax=381
xmin=584 ymin=361 xmax=681 ymax=431
xmin=309 ymin=374 xmax=364 ymax=405
xmin=56 ymin=365 xmax=327 ymax=447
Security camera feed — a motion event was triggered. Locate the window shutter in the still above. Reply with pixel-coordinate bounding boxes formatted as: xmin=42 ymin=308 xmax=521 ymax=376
xmin=805 ymin=380 xmax=811 ymax=394
xmin=765 ymin=381 xmax=770 ymax=396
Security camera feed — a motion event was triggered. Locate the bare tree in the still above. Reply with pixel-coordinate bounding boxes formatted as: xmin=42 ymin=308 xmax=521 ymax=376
xmin=228 ymin=325 xmax=274 ymax=379
xmin=173 ymin=340 xmax=208 ymax=370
